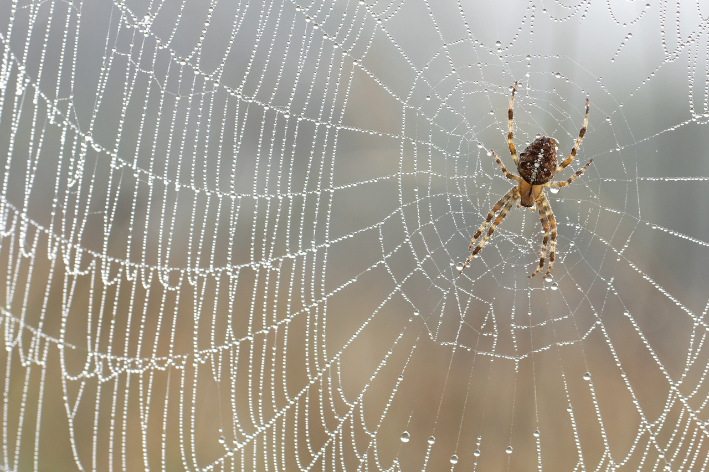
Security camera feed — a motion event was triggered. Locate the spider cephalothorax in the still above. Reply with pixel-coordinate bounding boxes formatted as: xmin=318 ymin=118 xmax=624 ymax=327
xmin=460 ymin=83 xmax=592 ymax=278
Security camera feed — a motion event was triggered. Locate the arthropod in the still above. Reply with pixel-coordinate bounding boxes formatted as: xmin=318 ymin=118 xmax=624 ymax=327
xmin=461 ymin=83 xmax=592 ymax=278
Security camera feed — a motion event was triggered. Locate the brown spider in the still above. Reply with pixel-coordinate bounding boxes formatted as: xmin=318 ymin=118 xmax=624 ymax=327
xmin=460 ymin=83 xmax=592 ymax=278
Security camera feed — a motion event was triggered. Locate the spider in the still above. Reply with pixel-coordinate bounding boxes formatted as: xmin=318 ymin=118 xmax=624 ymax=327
xmin=460 ymin=83 xmax=592 ymax=278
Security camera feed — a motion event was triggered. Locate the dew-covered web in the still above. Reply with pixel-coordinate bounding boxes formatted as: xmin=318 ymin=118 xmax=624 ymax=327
xmin=2 ymin=0 xmax=709 ymax=470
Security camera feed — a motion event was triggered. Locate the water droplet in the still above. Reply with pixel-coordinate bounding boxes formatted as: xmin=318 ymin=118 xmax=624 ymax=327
xmin=506 ymin=446 xmax=513 ymax=454
xmin=567 ymin=406 xmax=573 ymax=412
xmin=474 ymin=449 xmax=481 ymax=457
xmin=583 ymin=372 xmax=591 ymax=380
xmin=426 ymin=95 xmax=431 ymax=100
xmin=428 ymin=436 xmax=435 ymax=444
xmin=550 ymin=282 xmax=559 ymax=291
xmin=544 ymin=275 xmax=553 ymax=282
xmin=450 ymin=454 xmax=459 ymax=464
xmin=534 ymin=430 xmax=540 ymax=437
xmin=555 ymin=72 xmax=561 ymax=78
xmin=400 ymin=431 xmax=410 ymax=442
xmin=549 ymin=187 xmax=559 ymax=194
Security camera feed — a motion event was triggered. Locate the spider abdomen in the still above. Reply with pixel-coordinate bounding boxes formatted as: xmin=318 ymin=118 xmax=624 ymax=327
xmin=518 ymin=136 xmax=557 ymax=185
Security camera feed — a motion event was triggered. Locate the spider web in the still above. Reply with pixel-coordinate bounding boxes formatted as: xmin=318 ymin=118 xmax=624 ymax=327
xmin=1 ymin=0 xmax=709 ymax=470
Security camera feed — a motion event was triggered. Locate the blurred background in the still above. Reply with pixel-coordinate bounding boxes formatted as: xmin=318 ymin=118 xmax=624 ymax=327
xmin=1 ymin=0 xmax=709 ymax=470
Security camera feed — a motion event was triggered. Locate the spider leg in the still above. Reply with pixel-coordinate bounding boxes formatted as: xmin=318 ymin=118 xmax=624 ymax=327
xmin=528 ymin=193 xmax=551 ymax=278
xmin=460 ymin=187 xmax=519 ymax=273
xmin=547 ymin=159 xmax=593 ymax=189
xmin=541 ymin=193 xmax=558 ymax=278
xmin=492 ymin=150 xmax=523 ymax=182
xmin=471 ymin=191 xmax=518 ymax=255
xmin=556 ymin=98 xmax=589 ymax=172
xmin=508 ymin=83 xmax=519 ymax=166
xmin=467 ymin=187 xmax=518 ymax=251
